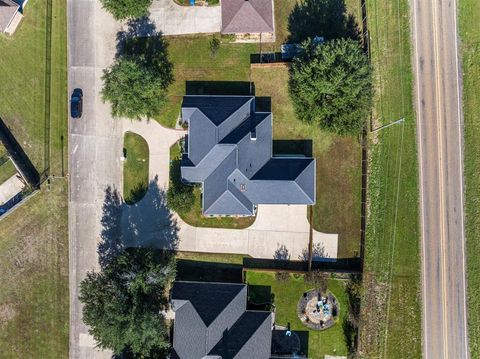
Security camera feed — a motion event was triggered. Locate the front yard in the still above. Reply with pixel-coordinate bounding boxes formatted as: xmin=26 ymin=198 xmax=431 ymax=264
xmin=245 ymin=271 xmax=350 ymax=358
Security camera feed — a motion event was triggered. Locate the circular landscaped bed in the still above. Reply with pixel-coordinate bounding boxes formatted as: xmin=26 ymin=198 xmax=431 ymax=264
xmin=297 ymin=288 xmax=339 ymax=330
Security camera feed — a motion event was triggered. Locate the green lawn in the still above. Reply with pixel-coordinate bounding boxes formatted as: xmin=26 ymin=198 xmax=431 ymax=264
xmin=169 ymin=141 xmax=256 ymax=229
xmin=157 ymin=35 xmax=257 ymax=128
xmin=359 ymin=0 xmax=421 ymax=358
xmin=123 ymin=132 xmax=149 ymax=204
xmin=0 ymin=159 xmax=17 ymax=184
xmin=176 ymin=251 xmax=247 ymax=265
xmin=459 ymin=0 xmax=480 ymax=356
xmin=245 ymin=271 xmax=349 ymax=358
xmin=0 ymin=0 xmax=67 ymax=176
xmin=0 ymin=180 xmax=69 ymax=358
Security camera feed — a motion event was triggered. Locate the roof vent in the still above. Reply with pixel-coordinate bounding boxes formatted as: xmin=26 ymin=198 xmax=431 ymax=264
xmin=240 ymin=184 xmax=246 ymax=192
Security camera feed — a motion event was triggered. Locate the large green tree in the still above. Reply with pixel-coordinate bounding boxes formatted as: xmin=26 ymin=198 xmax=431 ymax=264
xmin=100 ymin=0 xmax=152 ymax=21
xmin=102 ymin=34 xmax=173 ymax=120
xmin=289 ymin=38 xmax=373 ymax=135
xmin=79 ymin=248 xmax=176 ymax=357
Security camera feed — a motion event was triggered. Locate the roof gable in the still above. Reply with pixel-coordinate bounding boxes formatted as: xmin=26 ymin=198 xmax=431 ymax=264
xmin=0 ymin=0 xmax=19 ymax=32
xmin=171 ymin=282 xmax=246 ymax=326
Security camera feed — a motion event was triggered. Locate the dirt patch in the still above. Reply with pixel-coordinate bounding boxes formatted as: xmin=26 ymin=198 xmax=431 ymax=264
xmin=0 ymin=303 xmax=17 ymax=329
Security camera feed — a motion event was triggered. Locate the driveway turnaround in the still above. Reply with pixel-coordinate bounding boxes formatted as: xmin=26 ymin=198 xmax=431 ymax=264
xmin=411 ymin=0 xmax=469 ymax=357
xmin=121 ymin=119 xmax=338 ymax=259
xmin=149 ymin=0 xmax=221 ymax=35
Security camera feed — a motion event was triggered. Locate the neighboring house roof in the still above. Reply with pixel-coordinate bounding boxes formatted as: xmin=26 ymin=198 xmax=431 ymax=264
xmin=0 ymin=0 xmax=19 ymax=32
xmin=221 ymin=0 xmax=274 ymax=34
xmin=171 ymin=281 xmax=273 ymax=359
xmin=181 ymin=95 xmax=316 ymax=216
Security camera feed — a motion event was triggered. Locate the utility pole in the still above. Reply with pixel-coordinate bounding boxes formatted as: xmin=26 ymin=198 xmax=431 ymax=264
xmin=371 ymin=117 xmax=404 ymax=132
xmin=308 ymin=205 xmax=313 ymax=272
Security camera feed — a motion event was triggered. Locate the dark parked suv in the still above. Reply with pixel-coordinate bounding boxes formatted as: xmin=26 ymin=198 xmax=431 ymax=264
xmin=70 ymin=88 xmax=83 ymax=118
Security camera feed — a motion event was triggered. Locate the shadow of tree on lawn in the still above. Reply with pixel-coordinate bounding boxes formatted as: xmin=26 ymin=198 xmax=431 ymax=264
xmin=288 ymin=0 xmax=360 ymax=43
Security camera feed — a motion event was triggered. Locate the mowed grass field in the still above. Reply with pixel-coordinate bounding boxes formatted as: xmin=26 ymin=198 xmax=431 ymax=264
xmin=359 ymin=0 xmax=421 ymax=358
xmin=0 ymin=0 xmax=69 ymax=356
xmin=0 ymin=181 xmax=69 ymax=358
xmin=459 ymin=0 xmax=480 ymax=356
xmin=0 ymin=0 xmax=67 ymax=176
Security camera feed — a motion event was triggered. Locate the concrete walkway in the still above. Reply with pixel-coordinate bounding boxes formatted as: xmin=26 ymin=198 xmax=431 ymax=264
xmin=149 ymin=0 xmax=221 ymax=35
xmin=0 ymin=174 xmax=24 ymax=205
xmin=121 ymin=119 xmax=338 ymax=259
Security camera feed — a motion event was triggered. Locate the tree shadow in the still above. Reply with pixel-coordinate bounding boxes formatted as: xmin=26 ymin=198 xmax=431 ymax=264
xmin=116 ymin=16 xmax=157 ymax=55
xmin=122 ymin=176 xmax=179 ymax=250
xmin=97 ymin=176 xmax=179 ymax=269
xmin=298 ymin=242 xmax=329 ymax=261
xmin=287 ymin=0 xmax=360 ymax=43
xmin=273 ymin=244 xmax=291 ymax=260
xmin=185 ymin=81 xmax=254 ymax=96
xmin=273 ymin=139 xmax=313 ymax=157
xmin=98 ymin=186 xmax=124 ymax=269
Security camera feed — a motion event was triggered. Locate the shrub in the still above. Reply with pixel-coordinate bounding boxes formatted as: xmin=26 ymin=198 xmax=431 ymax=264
xmin=275 ymin=271 xmax=291 ymax=282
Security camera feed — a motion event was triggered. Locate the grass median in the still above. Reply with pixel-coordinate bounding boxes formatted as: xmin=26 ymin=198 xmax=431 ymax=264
xmin=123 ymin=132 xmax=149 ymax=204
xmin=459 ymin=0 xmax=480 ymax=355
xmin=359 ymin=0 xmax=421 ymax=358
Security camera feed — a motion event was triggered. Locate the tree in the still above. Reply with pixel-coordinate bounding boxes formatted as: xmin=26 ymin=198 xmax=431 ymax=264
xmin=101 ymin=56 xmax=172 ymax=119
xmin=209 ymin=36 xmax=221 ymax=57
xmin=289 ymin=38 xmax=373 ymax=135
xmin=100 ymin=0 xmax=152 ymax=21
xmin=304 ymin=270 xmax=328 ymax=295
xmin=167 ymin=158 xmax=194 ymax=214
xmin=79 ymin=248 xmax=176 ymax=357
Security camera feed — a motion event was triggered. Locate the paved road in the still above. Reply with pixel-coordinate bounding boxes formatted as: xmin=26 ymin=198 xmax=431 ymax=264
xmin=411 ymin=0 xmax=469 ymax=357
xmin=68 ymin=0 xmax=121 ymax=357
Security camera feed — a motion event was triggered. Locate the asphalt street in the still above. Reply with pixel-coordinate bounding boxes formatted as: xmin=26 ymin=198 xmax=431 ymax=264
xmin=68 ymin=0 xmax=121 ymax=357
xmin=411 ymin=0 xmax=469 ymax=357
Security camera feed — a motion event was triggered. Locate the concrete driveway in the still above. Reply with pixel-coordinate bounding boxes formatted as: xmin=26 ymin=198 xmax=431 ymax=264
xmin=149 ymin=0 xmax=221 ymax=35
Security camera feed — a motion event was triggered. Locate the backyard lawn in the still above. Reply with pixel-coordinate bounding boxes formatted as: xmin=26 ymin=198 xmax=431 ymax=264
xmin=245 ymin=271 xmax=349 ymax=358
xmin=0 ymin=0 xmax=67 ymax=176
xmin=359 ymin=0 xmax=421 ymax=358
xmin=123 ymin=132 xmax=149 ymax=204
xmin=0 ymin=180 xmax=69 ymax=358
xmin=459 ymin=0 xmax=480 ymax=355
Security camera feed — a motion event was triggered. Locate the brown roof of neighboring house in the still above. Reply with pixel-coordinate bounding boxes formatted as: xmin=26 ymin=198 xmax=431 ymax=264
xmin=221 ymin=0 xmax=274 ymax=34
xmin=0 ymin=0 xmax=19 ymax=32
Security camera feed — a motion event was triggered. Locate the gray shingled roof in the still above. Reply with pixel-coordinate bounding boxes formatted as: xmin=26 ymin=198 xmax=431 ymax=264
xmin=0 ymin=0 xmax=19 ymax=32
xmin=221 ymin=0 xmax=274 ymax=34
xmin=181 ymin=95 xmax=316 ymax=216
xmin=171 ymin=281 xmax=273 ymax=359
